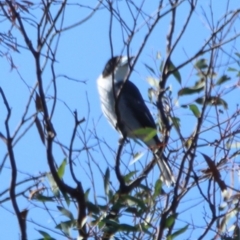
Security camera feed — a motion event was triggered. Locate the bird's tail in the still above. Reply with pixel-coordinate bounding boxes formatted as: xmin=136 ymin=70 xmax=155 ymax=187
xmin=154 ymin=151 xmax=175 ymax=187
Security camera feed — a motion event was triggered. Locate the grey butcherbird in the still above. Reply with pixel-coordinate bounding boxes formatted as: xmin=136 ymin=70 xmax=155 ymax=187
xmin=97 ymin=56 xmax=175 ymax=187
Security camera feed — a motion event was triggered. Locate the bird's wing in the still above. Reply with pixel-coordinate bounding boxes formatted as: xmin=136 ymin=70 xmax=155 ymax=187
xmin=116 ymin=80 xmax=157 ymax=130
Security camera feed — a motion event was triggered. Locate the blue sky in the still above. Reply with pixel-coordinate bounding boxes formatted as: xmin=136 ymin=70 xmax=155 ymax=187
xmin=0 ymin=1 xmax=240 ymax=239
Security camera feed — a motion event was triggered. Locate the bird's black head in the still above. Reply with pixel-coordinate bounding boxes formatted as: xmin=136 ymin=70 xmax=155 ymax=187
xmin=102 ymin=56 xmax=121 ymax=78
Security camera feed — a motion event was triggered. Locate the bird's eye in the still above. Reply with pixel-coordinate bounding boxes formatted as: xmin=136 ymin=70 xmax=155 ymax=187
xmin=102 ymin=57 xmax=120 ymax=77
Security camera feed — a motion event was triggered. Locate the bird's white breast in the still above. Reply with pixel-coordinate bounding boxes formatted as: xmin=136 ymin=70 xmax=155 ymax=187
xmin=97 ymin=74 xmax=118 ymax=129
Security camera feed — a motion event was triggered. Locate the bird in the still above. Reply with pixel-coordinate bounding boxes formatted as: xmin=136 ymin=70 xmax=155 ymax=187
xmin=97 ymin=56 xmax=175 ymax=187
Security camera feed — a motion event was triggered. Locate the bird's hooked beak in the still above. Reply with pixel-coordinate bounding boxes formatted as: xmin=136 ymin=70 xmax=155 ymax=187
xmin=119 ymin=56 xmax=135 ymax=67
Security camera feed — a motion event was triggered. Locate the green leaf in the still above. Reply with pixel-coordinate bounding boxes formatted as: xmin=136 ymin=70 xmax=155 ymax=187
xmin=185 ymin=138 xmax=193 ymax=149
xmin=227 ymin=67 xmax=238 ymax=72
xmin=146 ymin=77 xmax=159 ymax=88
xmin=216 ymin=75 xmax=231 ymax=85
xmin=178 ymin=86 xmax=204 ymax=96
xmin=104 ymin=168 xmax=110 ymax=196
xmin=144 ymin=63 xmax=156 ymax=75
xmin=57 ymin=158 xmax=67 ymax=179
xmin=165 ymin=214 xmax=178 ymax=228
xmin=101 ymin=221 xmax=139 ymax=233
xmin=171 ymin=117 xmax=181 ymax=129
xmin=124 ymin=195 xmax=146 ymax=209
xmin=123 ymin=171 xmax=138 ymax=182
xmin=101 ymin=218 xmax=120 ymax=229
xmin=37 ymin=230 xmax=56 ymax=240
xmin=55 ymin=220 xmax=73 ymax=236
xmin=160 ymin=60 xmax=164 ymax=72
xmin=86 ymin=201 xmax=100 ymax=214
xmin=144 ymin=129 xmax=157 ymax=142
xmin=167 ymin=224 xmax=189 ymax=240
xmin=130 ymin=152 xmax=145 ymax=165
xmin=57 ymin=206 xmax=74 ymax=220
xmin=195 ymin=59 xmax=208 ymax=70
xmin=189 ymin=104 xmax=200 ymax=118
xmin=118 ymin=223 xmax=138 ymax=232
xmin=195 ymin=96 xmax=228 ymax=109
xmin=138 ymin=222 xmax=152 ymax=235
xmin=168 ymin=60 xmax=181 ymax=84
xmin=195 ymin=97 xmax=204 ymax=104
xmin=61 ymin=191 xmax=70 ymax=206
xmin=138 ymin=184 xmax=151 ymax=192
xmin=194 ymin=78 xmax=205 ymax=88
xmin=84 ymin=188 xmax=90 ymax=201
xmin=46 ymin=173 xmax=59 ymax=197
xmin=209 ymin=97 xmax=228 ymax=109
xmin=132 ymin=127 xmax=157 ymax=142
xmin=153 ymin=179 xmax=162 ymax=198
xmin=107 ymin=189 xmax=114 ymax=199
xmin=36 ymin=194 xmax=54 ymax=202
xmin=148 ymin=88 xmax=155 ymax=102
xmin=235 ymin=52 xmax=240 ymax=58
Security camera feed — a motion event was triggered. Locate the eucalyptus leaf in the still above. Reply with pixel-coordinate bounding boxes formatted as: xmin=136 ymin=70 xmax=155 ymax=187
xmin=153 ymin=179 xmax=162 ymax=198
xmin=132 ymin=127 xmax=157 ymax=142
xmin=178 ymin=86 xmax=204 ymax=96
xmin=104 ymin=168 xmax=110 ymax=196
xmin=168 ymin=60 xmax=181 ymax=84
xmin=57 ymin=206 xmax=74 ymax=220
xmin=216 ymin=75 xmax=231 ymax=85
xmin=165 ymin=214 xmax=178 ymax=228
xmin=195 ymin=58 xmax=208 ymax=70
xmin=144 ymin=63 xmax=156 ymax=75
xmin=57 ymin=158 xmax=67 ymax=179
xmin=167 ymin=224 xmax=188 ymax=240
xmin=37 ymin=230 xmax=56 ymax=240
xmin=189 ymin=104 xmax=200 ymax=118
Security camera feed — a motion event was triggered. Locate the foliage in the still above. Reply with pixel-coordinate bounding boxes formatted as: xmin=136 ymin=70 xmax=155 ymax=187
xmin=0 ymin=1 xmax=240 ymax=240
